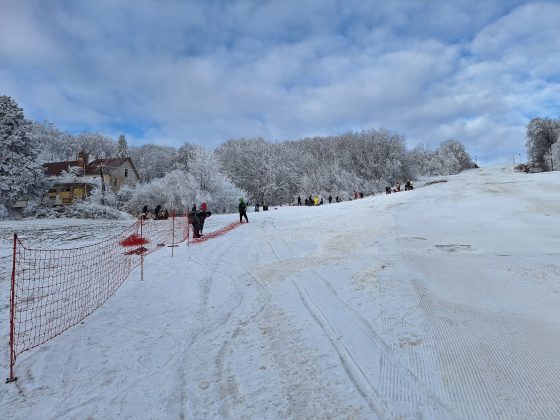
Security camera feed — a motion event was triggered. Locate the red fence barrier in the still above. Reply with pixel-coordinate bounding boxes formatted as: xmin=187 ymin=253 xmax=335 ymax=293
xmin=7 ymin=214 xmax=191 ymax=382
xmin=188 ymin=221 xmax=241 ymax=244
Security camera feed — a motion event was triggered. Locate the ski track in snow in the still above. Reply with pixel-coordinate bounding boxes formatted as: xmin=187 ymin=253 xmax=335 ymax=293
xmin=2 ymin=168 xmax=560 ymax=418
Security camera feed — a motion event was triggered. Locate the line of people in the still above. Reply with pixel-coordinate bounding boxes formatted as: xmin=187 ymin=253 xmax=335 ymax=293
xmin=385 ymin=180 xmax=413 ymax=194
xmin=296 ymin=192 xmax=364 ymax=206
xmin=141 ymin=205 xmax=169 ymax=220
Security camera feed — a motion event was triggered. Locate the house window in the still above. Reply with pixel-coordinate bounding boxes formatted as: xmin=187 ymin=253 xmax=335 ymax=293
xmin=124 ymin=169 xmax=128 ymax=177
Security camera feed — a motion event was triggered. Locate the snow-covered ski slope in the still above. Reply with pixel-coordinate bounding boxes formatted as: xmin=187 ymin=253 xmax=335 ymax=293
xmin=2 ymin=167 xmax=560 ymax=419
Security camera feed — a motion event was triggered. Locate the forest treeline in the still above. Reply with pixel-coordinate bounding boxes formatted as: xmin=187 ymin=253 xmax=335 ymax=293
xmin=2 ymin=95 xmax=476 ymax=218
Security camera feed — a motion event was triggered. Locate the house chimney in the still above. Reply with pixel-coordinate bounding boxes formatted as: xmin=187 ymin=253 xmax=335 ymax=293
xmin=77 ymin=151 xmax=88 ymax=176
xmin=78 ymin=151 xmax=88 ymax=164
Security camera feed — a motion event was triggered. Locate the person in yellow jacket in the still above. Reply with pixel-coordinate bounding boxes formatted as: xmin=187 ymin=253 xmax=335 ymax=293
xmin=313 ymin=196 xmax=319 ymax=206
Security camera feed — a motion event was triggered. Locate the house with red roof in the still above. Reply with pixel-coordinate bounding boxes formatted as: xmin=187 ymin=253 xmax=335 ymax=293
xmin=42 ymin=152 xmax=140 ymax=205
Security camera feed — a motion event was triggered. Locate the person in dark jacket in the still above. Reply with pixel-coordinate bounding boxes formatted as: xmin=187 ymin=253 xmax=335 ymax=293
xmin=405 ymin=180 xmax=413 ymax=191
xmin=297 ymin=196 xmax=302 ymax=206
xmin=154 ymin=204 xmax=161 ymax=220
xmin=328 ymin=195 xmax=332 ymax=204
xmin=239 ymin=198 xmax=249 ymax=223
xmin=192 ymin=202 xmax=211 ymax=238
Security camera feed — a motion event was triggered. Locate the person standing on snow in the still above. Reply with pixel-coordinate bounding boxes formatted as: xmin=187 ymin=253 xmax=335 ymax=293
xmin=328 ymin=195 xmax=332 ymax=204
xmin=313 ymin=196 xmax=319 ymax=206
xmin=239 ymin=198 xmax=249 ymax=223
xmin=297 ymin=195 xmax=302 ymax=206
xmin=192 ymin=202 xmax=211 ymax=238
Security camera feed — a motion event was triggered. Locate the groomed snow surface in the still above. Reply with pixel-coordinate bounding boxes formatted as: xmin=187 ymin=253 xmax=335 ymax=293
xmin=1 ymin=167 xmax=560 ymax=419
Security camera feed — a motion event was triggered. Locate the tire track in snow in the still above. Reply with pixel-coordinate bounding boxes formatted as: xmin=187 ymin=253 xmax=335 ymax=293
xmin=177 ymin=237 xmax=245 ymax=418
xmin=312 ymin=270 xmax=455 ymax=417
xmin=180 ymin=230 xmax=274 ymax=418
xmin=292 ymin=279 xmax=389 ymax=418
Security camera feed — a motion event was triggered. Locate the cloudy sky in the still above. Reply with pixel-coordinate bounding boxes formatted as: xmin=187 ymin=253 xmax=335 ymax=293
xmin=1 ymin=0 xmax=559 ymax=164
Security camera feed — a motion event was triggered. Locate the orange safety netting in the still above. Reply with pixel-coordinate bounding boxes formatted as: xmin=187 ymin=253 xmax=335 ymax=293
xmin=7 ymin=215 xmax=190 ymax=382
xmin=188 ymin=221 xmax=241 ymax=244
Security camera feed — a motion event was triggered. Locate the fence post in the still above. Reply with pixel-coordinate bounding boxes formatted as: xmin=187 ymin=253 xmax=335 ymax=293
xmin=140 ymin=217 xmax=144 ymax=282
xmin=7 ymin=234 xmax=18 ymax=383
xmin=171 ymin=211 xmax=176 ymax=257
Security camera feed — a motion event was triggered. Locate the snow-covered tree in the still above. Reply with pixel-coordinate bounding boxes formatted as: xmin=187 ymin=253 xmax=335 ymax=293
xmin=551 ymin=142 xmax=560 ymax=172
xmin=435 ymin=140 xmax=475 ymax=175
xmin=128 ymin=144 xmax=178 ymax=181
xmin=29 ymin=120 xmax=66 ymax=163
xmin=526 ymin=118 xmax=560 ymax=170
xmin=117 ymin=134 xmax=129 ymax=157
xmin=0 ymin=96 xmax=46 ymax=206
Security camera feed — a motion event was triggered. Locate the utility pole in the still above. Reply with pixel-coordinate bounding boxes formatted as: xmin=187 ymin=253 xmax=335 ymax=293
xmin=99 ymin=162 xmax=106 ymax=205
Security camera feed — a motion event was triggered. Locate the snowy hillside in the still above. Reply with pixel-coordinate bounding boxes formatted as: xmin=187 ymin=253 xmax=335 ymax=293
xmin=2 ymin=167 xmax=560 ymax=419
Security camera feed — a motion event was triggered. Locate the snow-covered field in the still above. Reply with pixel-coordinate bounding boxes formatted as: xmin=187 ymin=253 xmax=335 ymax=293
xmin=2 ymin=167 xmax=560 ymax=419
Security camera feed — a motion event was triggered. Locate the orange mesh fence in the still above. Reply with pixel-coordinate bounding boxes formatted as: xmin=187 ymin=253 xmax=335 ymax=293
xmin=7 ymin=214 xmax=190 ymax=382
xmin=188 ymin=221 xmax=241 ymax=244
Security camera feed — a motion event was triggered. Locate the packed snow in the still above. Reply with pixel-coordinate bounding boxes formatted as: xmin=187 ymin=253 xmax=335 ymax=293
xmin=1 ymin=167 xmax=560 ymax=419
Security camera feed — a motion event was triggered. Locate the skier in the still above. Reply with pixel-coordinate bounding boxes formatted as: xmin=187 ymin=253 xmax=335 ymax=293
xmin=385 ymin=186 xmax=392 ymax=194
xmin=297 ymin=196 xmax=302 ymax=206
xmin=335 ymin=196 xmax=340 ymax=203
xmin=142 ymin=205 xmax=148 ymax=219
xmin=239 ymin=198 xmax=249 ymax=223
xmin=154 ymin=204 xmax=161 ymax=220
xmin=328 ymin=195 xmax=332 ymax=204
xmin=255 ymin=202 xmax=260 ymax=212
xmin=313 ymin=196 xmax=319 ymax=206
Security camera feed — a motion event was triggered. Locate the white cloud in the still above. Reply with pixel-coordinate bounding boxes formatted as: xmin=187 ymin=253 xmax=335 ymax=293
xmin=0 ymin=0 xmax=558 ymax=165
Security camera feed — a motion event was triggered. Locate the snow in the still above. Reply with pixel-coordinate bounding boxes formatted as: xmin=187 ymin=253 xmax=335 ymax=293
xmin=1 ymin=167 xmax=560 ymax=418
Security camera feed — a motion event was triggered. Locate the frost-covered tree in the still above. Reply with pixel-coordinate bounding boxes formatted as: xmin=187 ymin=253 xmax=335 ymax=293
xmin=551 ymin=142 xmax=560 ymax=172
xmin=175 ymin=142 xmax=197 ymax=172
xmin=526 ymin=118 xmax=560 ymax=170
xmin=29 ymin=120 xmax=66 ymax=163
xmin=435 ymin=140 xmax=475 ymax=175
xmin=0 ymin=96 xmax=46 ymax=206
xmin=128 ymin=144 xmax=178 ymax=181
xmin=117 ymin=134 xmax=129 ymax=157
xmin=123 ymin=168 xmax=244 ymax=215
xmin=76 ymin=132 xmax=116 ymax=159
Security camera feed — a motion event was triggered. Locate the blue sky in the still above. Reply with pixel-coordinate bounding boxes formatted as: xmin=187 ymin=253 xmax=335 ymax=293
xmin=1 ymin=0 xmax=559 ymax=164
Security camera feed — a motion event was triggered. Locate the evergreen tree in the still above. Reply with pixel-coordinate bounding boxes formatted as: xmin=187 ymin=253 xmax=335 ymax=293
xmin=0 ymin=96 xmax=45 ymax=206
xmin=117 ymin=134 xmax=129 ymax=157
